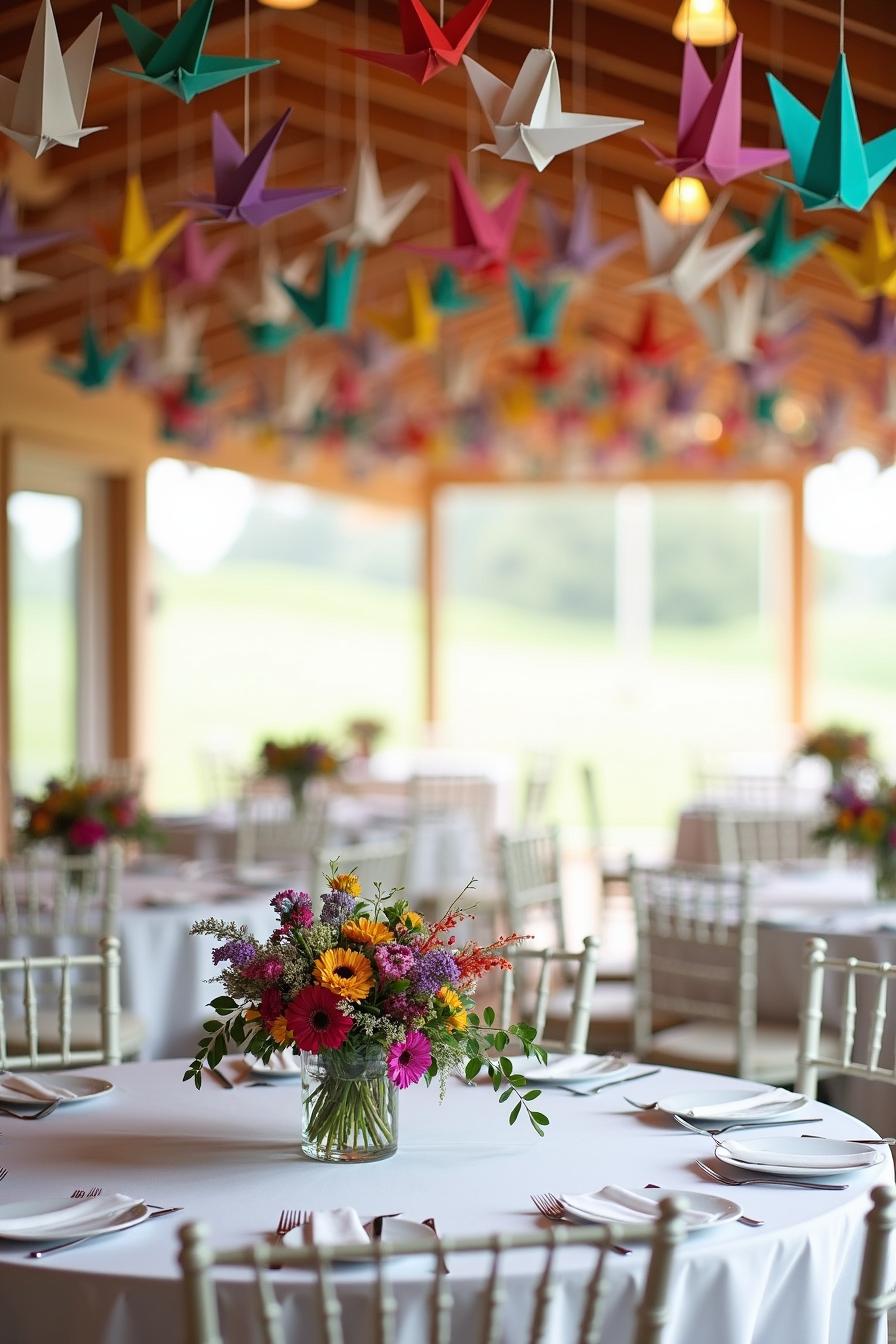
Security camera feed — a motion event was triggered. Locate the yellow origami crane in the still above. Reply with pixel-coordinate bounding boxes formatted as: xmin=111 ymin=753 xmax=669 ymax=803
xmin=128 ymin=270 xmax=163 ymax=335
xmin=824 ymin=203 xmax=896 ymax=299
xmin=369 ymin=268 xmax=440 ymax=349
xmin=95 ymin=173 xmax=189 ymax=274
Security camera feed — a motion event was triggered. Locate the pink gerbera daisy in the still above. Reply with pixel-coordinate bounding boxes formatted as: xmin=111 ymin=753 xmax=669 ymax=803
xmin=285 ymin=985 xmax=352 ymax=1052
xmin=386 ymin=1030 xmax=432 ymax=1089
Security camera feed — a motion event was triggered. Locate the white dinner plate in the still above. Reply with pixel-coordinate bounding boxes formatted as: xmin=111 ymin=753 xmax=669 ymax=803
xmin=0 ymin=1074 xmax=114 ymax=1108
xmin=655 ymin=1089 xmax=808 ymax=1123
xmin=522 ymin=1055 xmax=635 ymax=1086
xmin=248 ymin=1055 xmax=301 ymax=1079
xmin=282 ymin=1217 xmax=437 ymax=1261
xmin=0 ymin=1196 xmax=149 ymax=1242
xmin=715 ymin=1135 xmax=886 ymax=1178
xmin=561 ymin=1189 xmax=742 ymax=1231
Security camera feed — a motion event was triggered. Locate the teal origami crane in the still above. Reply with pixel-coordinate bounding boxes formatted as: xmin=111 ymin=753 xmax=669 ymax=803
xmin=767 ymin=54 xmax=896 ymax=211
xmin=242 ymin=318 xmax=301 ymax=355
xmin=732 ymin=193 xmax=829 ymax=277
xmin=51 ymin=322 xmax=130 ymax=390
xmin=509 ymin=269 xmax=570 ymax=343
xmin=279 ymin=245 xmax=362 ymax=333
xmin=430 ymin=265 xmax=479 ymax=314
xmin=111 ymin=0 xmax=277 ymax=103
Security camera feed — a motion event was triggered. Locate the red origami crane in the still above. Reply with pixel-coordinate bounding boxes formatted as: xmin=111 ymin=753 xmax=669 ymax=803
xmin=345 ymin=0 xmax=492 ymax=85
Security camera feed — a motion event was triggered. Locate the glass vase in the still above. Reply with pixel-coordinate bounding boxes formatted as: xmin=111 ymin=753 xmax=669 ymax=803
xmin=874 ymin=849 xmax=896 ymax=903
xmin=300 ymin=1049 xmax=398 ymax=1163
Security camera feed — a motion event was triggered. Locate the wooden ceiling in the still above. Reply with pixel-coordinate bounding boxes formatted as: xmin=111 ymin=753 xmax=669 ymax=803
xmin=2 ymin=0 xmax=896 ymax=442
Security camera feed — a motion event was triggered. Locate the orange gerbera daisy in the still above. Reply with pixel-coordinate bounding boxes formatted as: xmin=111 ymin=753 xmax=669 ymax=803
xmin=330 ymin=872 xmax=362 ymax=897
xmin=314 ymin=948 xmax=374 ymax=1001
xmin=269 ymin=1015 xmax=293 ymax=1046
xmin=341 ymin=917 xmax=393 ymax=946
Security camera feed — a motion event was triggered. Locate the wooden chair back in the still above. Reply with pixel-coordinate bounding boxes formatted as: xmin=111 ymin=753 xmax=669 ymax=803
xmin=0 ymin=935 xmax=122 ymax=1069
xmin=0 ymin=843 xmax=123 ymax=938
xmin=500 ymin=828 xmax=567 ymax=947
xmin=714 ymin=809 xmax=823 ymax=866
xmin=797 ymin=936 xmax=896 ymax=1099
xmin=850 ymin=1186 xmax=896 ymax=1344
xmin=236 ymin=788 xmax=328 ymax=867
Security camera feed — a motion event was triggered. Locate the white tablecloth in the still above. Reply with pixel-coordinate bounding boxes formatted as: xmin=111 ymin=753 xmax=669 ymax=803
xmin=0 ymin=1059 xmax=889 ymax=1344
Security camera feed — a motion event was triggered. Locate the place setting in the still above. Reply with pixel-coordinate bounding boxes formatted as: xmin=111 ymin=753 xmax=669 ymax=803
xmin=0 ymin=1071 xmax=114 ymax=1119
xmin=0 ymin=1184 xmax=183 ymax=1260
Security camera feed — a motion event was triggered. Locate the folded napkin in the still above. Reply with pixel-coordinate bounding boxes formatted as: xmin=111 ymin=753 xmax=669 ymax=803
xmin=1 ymin=1073 xmax=78 ymax=1102
xmin=524 ymin=1054 xmax=624 ymax=1083
xmin=682 ymin=1088 xmax=798 ymax=1120
xmin=560 ymin=1186 xmax=717 ymax=1229
xmin=0 ymin=1193 xmax=140 ymax=1239
xmin=721 ymin=1140 xmax=878 ymax=1170
xmin=263 ymin=1052 xmax=300 ymax=1074
xmin=307 ymin=1209 xmax=369 ymax=1247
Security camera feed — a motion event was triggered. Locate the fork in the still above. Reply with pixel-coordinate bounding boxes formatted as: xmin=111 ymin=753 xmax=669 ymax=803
xmin=800 ymin=1134 xmax=895 ymax=1145
xmin=0 ymin=1168 xmax=7 ymax=1183
xmin=674 ymin=1115 xmax=824 ymax=1137
xmin=271 ymin=1208 xmax=307 ymax=1269
xmin=28 ymin=1206 xmax=183 ymax=1258
xmin=71 ymin=1187 xmax=102 ymax=1199
xmin=695 ymin=1159 xmax=848 ymax=1192
xmin=0 ymin=1099 xmax=61 ymax=1120
xmin=558 ymin=1068 xmax=661 ymax=1098
xmin=643 ymin=1182 xmax=764 ymax=1227
xmin=529 ymin=1194 xmax=631 ymax=1255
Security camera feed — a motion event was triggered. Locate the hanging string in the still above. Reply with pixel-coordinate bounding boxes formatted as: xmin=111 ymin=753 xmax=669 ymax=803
xmin=839 ymin=0 xmax=845 ymax=53
xmin=126 ymin=0 xmax=139 ymax=177
xmin=243 ymin=0 xmax=251 ymax=155
xmin=547 ymin=0 xmax=555 ymax=50
xmin=439 ymin=0 xmax=445 ymax=26
xmin=769 ymin=0 xmax=783 ymax=147
xmin=466 ymin=30 xmax=479 ymax=183
xmin=571 ymin=0 xmax=586 ymax=190
xmin=356 ymin=0 xmax=370 ymax=144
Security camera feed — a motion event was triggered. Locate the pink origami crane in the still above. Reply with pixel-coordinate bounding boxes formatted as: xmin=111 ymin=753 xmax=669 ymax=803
xmin=408 ymin=155 xmax=527 ymax=276
xmin=645 ymin=36 xmax=789 ymax=186
xmin=162 ymin=221 xmax=235 ymax=290
xmin=345 ymin=0 xmax=491 ymax=86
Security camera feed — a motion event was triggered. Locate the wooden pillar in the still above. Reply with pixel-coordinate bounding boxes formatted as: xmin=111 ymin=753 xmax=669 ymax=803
xmin=788 ymin=473 xmax=810 ymax=728
xmin=105 ymin=470 xmax=148 ymax=767
xmin=422 ymin=478 xmax=440 ymax=730
xmin=0 ymin=434 xmax=10 ymax=857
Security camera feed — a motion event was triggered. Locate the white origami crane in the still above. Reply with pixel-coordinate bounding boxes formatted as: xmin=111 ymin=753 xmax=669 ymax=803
xmin=0 ymin=254 xmax=49 ymax=302
xmin=315 ymin=144 xmax=427 ymax=248
xmin=277 ymin=359 xmax=330 ymax=434
xmin=224 ymin=248 xmax=311 ymax=327
xmin=758 ymin=280 xmax=807 ymax=342
xmin=630 ymin=189 xmax=760 ymax=305
xmin=463 ymin=48 xmax=642 ymax=173
xmin=693 ymin=274 xmax=766 ymax=363
xmin=156 ymin=305 xmax=208 ymax=379
xmin=0 ymin=0 xmax=104 ymax=158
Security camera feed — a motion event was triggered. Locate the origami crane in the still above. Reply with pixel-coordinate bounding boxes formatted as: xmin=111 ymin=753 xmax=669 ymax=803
xmin=162 ymin=221 xmax=235 ymax=291
xmin=409 ymin=156 xmax=527 ymax=275
xmin=51 ymin=322 xmax=130 ymax=390
xmin=156 ymin=305 xmax=208 ymax=379
xmin=111 ymin=0 xmax=277 ymax=103
xmin=693 ymin=274 xmax=766 ymax=363
xmin=277 ymin=360 xmax=332 ymax=438
xmin=340 ymin=327 xmax=404 ymax=377
xmin=128 ymin=272 xmax=164 ymax=337
xmin=279 ymin=244 xmax=362 ymax=333
xmin=823 ymin=203 xmax=896 ymax=299
xmin=601 ymin=300 xmax=691 ymax=367
xmin=645 ymin=37 xmax=788 ymax=186
xmin=242 ymin=315 xmax=301 ymax=356
xmin=345 ymin=0 xmax=491 ymax=85
xmin=430 ymin=264 xmax=479 ymax=314
xmin=0 ymin=0 xmax=103 ymax=158
xmin=0 ymin=254 xmax=49 ymax=302
xmin=631 ymin=188 xmax=761 ymax=306
xmin=662 ymin=367 xmax=706 ymax=417
xmin=187 ymin=110 xmax=343 ymax=228
xmin=0 ymin=186 xmax=73 ymax=258
xmin=465 ymin=48 xmax=642 ymax=173
xmin=768 ymin=54 xmax=896 ymax=211
xmin=536 ymin=186 xmax=634 ymax=277
xmin=369 ymin=269 xmax=440 ymax=349
xmin=509 ymin=268 xmax=569 ymax=342
xmin=732 ymin=193 xmax=829 ymax=278
xmin=95 ymin=174 xmax=188 ymax=274
xmin=836 ymin=296 xmax=896 ymax=355
xmin=315 ymin=144 xmax=427 ymax=249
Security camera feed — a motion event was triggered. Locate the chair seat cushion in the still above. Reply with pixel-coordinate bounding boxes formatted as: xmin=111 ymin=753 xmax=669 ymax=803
xmin=3 ymin=1009 xmax=145 ymax=1058
xmin=646 ymin=1019 xmax=839 ymax=1083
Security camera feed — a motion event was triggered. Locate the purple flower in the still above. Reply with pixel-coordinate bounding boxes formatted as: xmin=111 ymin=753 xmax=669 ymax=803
xmin=828 ymin=781 xmax=860 ymax=810
xmin=374 ymin=943 xmax=416 ymax=982
xmin=212 ymin=939 xmax=255 ymax=968
xmin=382 ymin=993 xmax=424 ymax=1026
xmin=411 ymin=949 xmax=460 ymax=995
xmin=247 ymin=956 xmax=283 ymax=983
xmin=321 ymin=890 xmax=356 ymax=926
xmin=271 ymin=889 xmax=313 ymax=928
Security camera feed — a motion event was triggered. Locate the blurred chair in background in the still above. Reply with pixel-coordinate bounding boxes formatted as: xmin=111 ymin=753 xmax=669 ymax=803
xmin=235 ymin=786 xmax=328 ymax=884
xmin=714 ymin=809 xmax=825 ymax=867
xmin=310 ymin=834 xmax=411 ymax=914
xmin=499 ymin=936 xmax=600 ymax=1055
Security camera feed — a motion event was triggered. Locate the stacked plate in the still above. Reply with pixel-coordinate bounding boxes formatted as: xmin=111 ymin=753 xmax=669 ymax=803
xmin=521 ymin=1053 xmax=641 ymax=1087
xmin=0 ymin=1194 xmax=148 ymax=1244
xmin=652 ymin=1086 xmax=808 ymax=1126
xmin=714 ymin=1134 xmax=886 ymax=1178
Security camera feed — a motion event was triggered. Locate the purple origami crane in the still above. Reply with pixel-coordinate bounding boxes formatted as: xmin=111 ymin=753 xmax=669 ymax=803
xmin=536 ymin=186 xmax=634 ymax=277
xmin=836 ymin=296 xmax=896 ymax=355
xmin=645 ymin=36 xmax=789 ymax=186
xmin=187 ymin=109 xmax=342 ymax=227
xmin=0 ymin=185 xmax=73 ymax=257
xmin=162 ymin=220 xmax=235 ymax=290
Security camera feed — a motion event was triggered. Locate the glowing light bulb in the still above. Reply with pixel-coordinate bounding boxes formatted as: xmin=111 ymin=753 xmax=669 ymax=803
xmin=660 ymin=176 xmax=711 ymax=225
xmin=773 ymin=396 xmax=807 ymax=434
xmin=672 ymin=0 xmax=736 ymax=45
xmin=258 ymin=0 xmax=318 ymax=9
xmin=694 ymin=411 xmax=723 ymax=442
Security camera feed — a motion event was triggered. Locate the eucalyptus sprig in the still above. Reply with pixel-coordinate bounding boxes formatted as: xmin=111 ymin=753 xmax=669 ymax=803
xmin=461 ymin=1007 xmax=550 ymax=1134
xmin=183 ymin=996 xmax=269 ymax=1088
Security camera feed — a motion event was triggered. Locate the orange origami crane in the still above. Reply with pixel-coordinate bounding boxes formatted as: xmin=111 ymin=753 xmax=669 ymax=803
xmin=345 ymin=0 xmax=491 ymax=85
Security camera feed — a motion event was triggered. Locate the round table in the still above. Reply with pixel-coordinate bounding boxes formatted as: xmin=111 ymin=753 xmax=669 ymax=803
xmin=0 ymin=1060 xmax=889 ymax=1344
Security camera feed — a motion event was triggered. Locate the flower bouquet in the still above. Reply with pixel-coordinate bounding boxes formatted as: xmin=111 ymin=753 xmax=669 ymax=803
xmin=186 ymin=867 xmax=549 ymax=1162
xmin=815 ymin=779 xmax=896 ymax=900
xmin=345 ymin=717 xmax=386 ymax=760
xmin=17 ymin=774 xmax=156 ymax=855
xmin=798 ymin=725 xmax=873 ymax=782
xmin=259 ymin=738 xmax=340 ymax=809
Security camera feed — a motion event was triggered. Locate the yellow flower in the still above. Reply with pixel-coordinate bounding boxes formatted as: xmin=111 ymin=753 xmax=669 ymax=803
xmin=269 ymin=1017 xmax=293 ymax=1046
xmin=330 ymin=872 xmax=361 ymax=897
xmin=399 ymin=910 xmax=423 ymax=932
xmin=836 ymin=811 xmax=855 ymax=833
xmin=244 ymin=1008 xmax=261 ymax=1022
xmin=314 ymin=948 xmax=374 ymax=1001
xmin=437 ymin=987 xmax=467 ymax=1033
xmin=341 ymin=917 xmax=393 ymax=946
xmin=860 ymin=808 xmax=887 ymax=843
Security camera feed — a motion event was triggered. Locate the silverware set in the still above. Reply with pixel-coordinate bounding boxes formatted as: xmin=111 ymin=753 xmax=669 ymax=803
xmin=695 ymin=1159 xmax=848 ymax=1193
xmin=673 ymin=1115 xmax=824 ymax=1137
xmin=530 ymin=1194 xmax=632 ymax=1255
xmin=643 ymin=1183 xmax=763 ymax=1227
xmin=26 ymin=1185 xmax=183 ymax=1259
xmin=0 ymin=1098 xmax=61 ymax=1120
xmin=556 ymin=1068 xmax=661 ymax=1097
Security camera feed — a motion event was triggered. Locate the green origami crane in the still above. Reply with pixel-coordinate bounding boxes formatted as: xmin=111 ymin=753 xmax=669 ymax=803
xmin=242 ymin=320 xmax=301 ymax=355
xmin=733 ymin=194 xmax=829 ymax=277
xmin=279 ymin=245 xmax=362 ymax=333
xmin=51 ymin=322 xmax=130 ymax=390
xmin=767 ymin=54 xmax=896 ymax=212
xmin=430 ymin=264 xmax=479 ymax=314
xmin=509 ymin=268 xmax=570 ymax=343
xmin=111 ymin=0 xmax=277 ymax=103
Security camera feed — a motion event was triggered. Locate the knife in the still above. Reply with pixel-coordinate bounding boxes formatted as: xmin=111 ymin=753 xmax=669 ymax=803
xmin=28 ymin=1206 xmax=183 ymax=1259
xmin=205 ymin=1065 xmax=234 ymax=1090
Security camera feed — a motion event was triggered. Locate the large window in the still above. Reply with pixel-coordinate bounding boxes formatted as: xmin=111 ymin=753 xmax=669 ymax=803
xmin=146 ymin=460 xmax=422 ymax=811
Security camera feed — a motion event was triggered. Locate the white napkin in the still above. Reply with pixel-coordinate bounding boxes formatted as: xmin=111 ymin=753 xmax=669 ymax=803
xmin=560 ymin=1186 xmax=717 ymax=1228
xmin=682 ymin=1088 xmax=799 ymax=1120
xmin=1 ymin=1073 xmax=78 ymax=1102
xmin=0 ymin=1193 xmax=140 ymax=1239
xmin=262 ymin=1052 xmax=300 ymax=1074
xmin=307 ymin=1209 xmax=369 ymax=1246
xmin=721 ymin=1140 xmax=878 ymax=1170
xmin=523 ymin=1054 xmax=624 ymax=1083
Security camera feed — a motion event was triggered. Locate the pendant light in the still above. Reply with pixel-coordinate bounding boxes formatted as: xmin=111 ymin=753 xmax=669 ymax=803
xmin=659 ymin=176 xmax=711 ymax=224
xmin=672 ymin=0 xmax=736 ymax=45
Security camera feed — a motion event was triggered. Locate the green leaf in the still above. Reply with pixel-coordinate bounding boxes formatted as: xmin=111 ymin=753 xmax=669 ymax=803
xmin=493 ymin=1031 xmax=509 ymax=1051
xmin=530 ymin=1112 xmax=550 ymax=1127
xmin=210 ymin=996 xmax=237 ymax=1015
xmin=464 ymin=1058 xmax=482 ymax=1081
xmin=467 ymin=1013 xmax=480 ymax=1028
xmin=182 ymin=1068 xmax=195 ymax=1082
xmin=522 ymin=1090 xmax=540 ymax=1101
xmin=532 ymin=1122 xmax=544 ymax=1137
xmin=202 ymin=1020 xmax=222 ymax=1034
xmin=483 ymin=1006 xmax=495 ymax=1027
xmin=229 ymin=1018 xmax=246 ymax=1046
xmin=491 ymin=1071 xmax=501 ymax=1092
xmin=499 ymin=1056 xmax=513 ymax=1077
xmin=509 ymin=1101 xmax=521 ymax=1125
xmin=499 ymin=1088 xmax=512 ymax=1103
xmin=193 ymin=1073 xmax=202 ymax=1091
